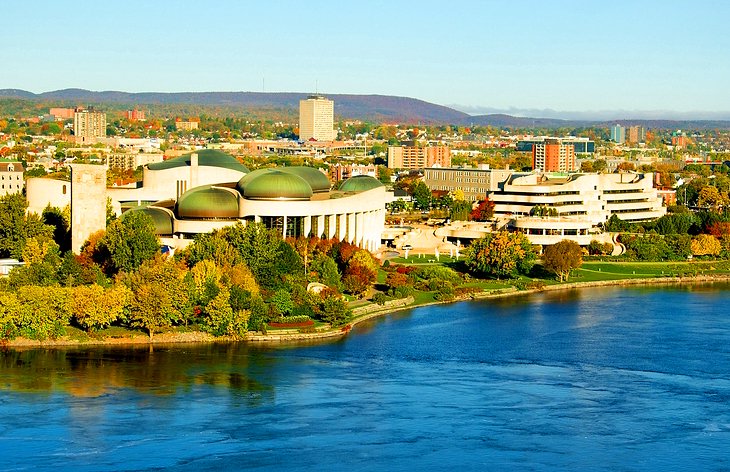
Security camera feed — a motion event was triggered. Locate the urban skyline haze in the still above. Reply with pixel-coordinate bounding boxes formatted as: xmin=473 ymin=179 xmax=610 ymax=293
xmin=2 ymin=0 xmax=728 ymax=119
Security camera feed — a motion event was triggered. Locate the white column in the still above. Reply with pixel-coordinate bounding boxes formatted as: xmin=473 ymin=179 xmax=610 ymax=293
xmin=282 ymin=215 xmax=287 ymax=239
xmin=328 ymin=215 xmax=336 ymax=239
xmin=304 ymin=216 xmax=312 ymax=238
xmin=337 ymin=214 xmax=346 ymax=240
xmin=347 ymin=213 xmax=356 ymax=243
xmin=355 ymin=212 xmax=364 ymax=247
xmin=317 ymin=215 xmax=325 ymax=238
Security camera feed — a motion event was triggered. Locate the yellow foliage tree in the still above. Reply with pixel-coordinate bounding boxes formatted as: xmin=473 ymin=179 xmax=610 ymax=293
xmin=690 ymin=234 xmax=721 ymax=256
xmin=71 ymin=284 xmax=130 ymax=332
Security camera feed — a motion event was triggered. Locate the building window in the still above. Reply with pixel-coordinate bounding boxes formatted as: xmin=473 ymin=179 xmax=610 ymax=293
xmin=62 ymin=185 xmax=67 ymax=195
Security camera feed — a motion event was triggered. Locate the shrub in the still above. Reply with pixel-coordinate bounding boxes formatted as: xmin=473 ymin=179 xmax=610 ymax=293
xmin=372 ymin=292 xmax=390 ymax=305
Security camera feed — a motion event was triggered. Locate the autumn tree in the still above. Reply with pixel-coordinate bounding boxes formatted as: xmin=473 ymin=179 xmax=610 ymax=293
xmin=470 ymin=198 xmax=495 ymax=221
xmin=465 ymin=231 xmax=536 ymax=279
xmin=697 ymin=186 xmax=728 ymax=210
xmin=71 ymin=284 xmax=130 ymax=332
xmin=123 ymin=256 xmax=192 ymax=338
xmin=691 ymin=234 xmax=721 ymax=257
xmin=542 ymin=240 xmax=583 ymax=281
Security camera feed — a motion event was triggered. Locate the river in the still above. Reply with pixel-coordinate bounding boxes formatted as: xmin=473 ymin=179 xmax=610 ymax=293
xmin=2 ymin=283 xmax=730 ymax=471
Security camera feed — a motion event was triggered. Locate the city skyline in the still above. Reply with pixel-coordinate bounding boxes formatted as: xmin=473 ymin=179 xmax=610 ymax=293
xmin=2 ymin=0 xmax=729 ymax=118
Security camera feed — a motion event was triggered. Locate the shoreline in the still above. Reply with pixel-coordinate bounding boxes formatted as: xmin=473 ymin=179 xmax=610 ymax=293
xmin=5 ymin=274 xmax=730 ymax=349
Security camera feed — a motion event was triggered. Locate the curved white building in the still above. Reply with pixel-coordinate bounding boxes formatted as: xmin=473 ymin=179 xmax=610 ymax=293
xmin=490 ymin=172 xmax=666 ymax=224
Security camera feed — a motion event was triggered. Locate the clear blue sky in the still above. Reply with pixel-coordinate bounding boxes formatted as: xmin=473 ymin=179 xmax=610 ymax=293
xmin=2 ymin=0 xmax=729 ymax=117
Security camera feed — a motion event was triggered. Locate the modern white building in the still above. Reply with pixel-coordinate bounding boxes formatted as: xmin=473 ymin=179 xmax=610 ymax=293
xmin=26 ymin=149 xmax=392 ymax=253
xmin=490 ymin=172 xmax=666 ymax=224
xmin=299 ymin=95 xmax=337 ymax=142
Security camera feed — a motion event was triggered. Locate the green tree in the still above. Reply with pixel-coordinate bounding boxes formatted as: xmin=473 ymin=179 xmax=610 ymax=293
xmin=223 ymin=222 xmax=281 ymax=287
xmin=99 ymin=211 xmax=159 ymax=274
xmin=410 ymin=181 xmax=432 ymax=211
xmin=542 ymin=240 xmax=583 ymax=281
xmin=310 ymin=254 xmax=341 ymax=289
xmin=449 ymin=200 xmax=472 ymax=221
xmin=465 ymin=231 xmax=536 ymax=279
xmin=0 ymin=193 xmax=54 ymax=259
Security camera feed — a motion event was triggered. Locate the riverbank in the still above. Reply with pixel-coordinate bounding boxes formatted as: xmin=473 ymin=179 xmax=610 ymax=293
xmin=6 ymin=273 xmax=730 ymax=349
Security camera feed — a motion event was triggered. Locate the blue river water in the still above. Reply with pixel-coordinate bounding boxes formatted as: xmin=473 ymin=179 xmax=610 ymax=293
xmin=1 ymin=283 xmax=730 ymax=471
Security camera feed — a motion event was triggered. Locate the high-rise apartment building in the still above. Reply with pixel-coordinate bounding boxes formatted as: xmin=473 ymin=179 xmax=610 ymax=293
xmin=387 ymin=145 xmax=451 ymax=169
xmin=126 ymin=109 xmax=146 ymax=121
xmin=532 ymin=139 xmax=576 ymax=172
xmin=73 ymin=107 xmax=107 ymax=143
xmin=610 ymin=124 xmax=626 ymax=144
xmin=627 ymin=126 xmax=646 ymax=144
xmin=299 ymin=95 xmax=337 ymax=142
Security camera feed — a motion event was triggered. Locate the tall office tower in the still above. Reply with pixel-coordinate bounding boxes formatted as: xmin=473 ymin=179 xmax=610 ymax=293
xmin=610 ymin=124 xmax=626 ymax=144
xmin=299 ymin=95 xmax=337 ymax=141
xmin=532 ymin=139 xmax=576 ymax=172
xmin=73 ymin=107 xmax=107 ymax=142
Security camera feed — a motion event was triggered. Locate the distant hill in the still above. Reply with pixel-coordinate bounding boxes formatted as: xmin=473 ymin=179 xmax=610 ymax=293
xmin=2 ymin=88 xmax=730 ymax=129
xmin=0 ymin=88 xmax=469 ymax=124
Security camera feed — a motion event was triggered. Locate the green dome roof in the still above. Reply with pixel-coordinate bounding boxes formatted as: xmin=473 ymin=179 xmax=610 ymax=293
xmin=177 ymin=185 xmax=239 ymax=219
xmin=243 ymin=171 xmax=313 ymax=200
xmin=339 ymin=175 xmax=384 ymax=192
xmin=235 ymin=168 xmax=272 ymax=194
xmin=148 ymin=149 xmax=249 ymax=173
xmin=278 ymin=167 xmax=331 ymax=193
xmin=124 ymin=206 xmax=174 ymax=235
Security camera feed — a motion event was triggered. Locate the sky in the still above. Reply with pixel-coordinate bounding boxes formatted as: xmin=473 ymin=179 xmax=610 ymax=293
xmin=2 ymin=0 xmax=729 ymax=119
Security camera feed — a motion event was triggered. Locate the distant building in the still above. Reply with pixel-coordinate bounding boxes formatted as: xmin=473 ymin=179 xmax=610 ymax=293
xmin=388 ymin=145 xmax=451 ymax=169
xmin=671 ymin=131 xmax=687 ymax=148
xmin=516 ymin=137 xmax=595 ymax=154
xmin=610 ymin=124 xmax=625 ymax=144
xmin=106 ymin=152 xmax=164 ymax=171
xmin=175 ymin=118 xmax=199 ymax=131
xmin=73 ymin=107 xmax=107 ymax=143
xmin=49 ymin=107 xmax=75 ymax=120
xmin=532 ymin=139 xmax=576 ymax=172
xmin=126 ymin=109 xmax=146 ymax=121
xmin=627 ymin=126 xmax=646 ymax=144
xmin=0 ymin=161 xmax=25 ymax=196
xmin=424 ymin=165 xmax=511 ymax=202
xmin=329 ymin=163 xmax=377 ymax=182
xmin=299 ymin=95 xmax=337 ymax=141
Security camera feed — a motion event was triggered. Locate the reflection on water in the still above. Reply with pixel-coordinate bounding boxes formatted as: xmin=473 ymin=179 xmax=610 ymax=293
xmin=1 ymin=344 xmax=274 ymax=403
xmin=2 ymin=282 xmax=730 ymax=472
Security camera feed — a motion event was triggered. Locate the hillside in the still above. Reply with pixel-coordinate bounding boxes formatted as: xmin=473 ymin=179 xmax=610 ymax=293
xmin=0 ymin=89 xmax=469 ymax=124
xmin=2 ymin=88 xmax=730 ymax=129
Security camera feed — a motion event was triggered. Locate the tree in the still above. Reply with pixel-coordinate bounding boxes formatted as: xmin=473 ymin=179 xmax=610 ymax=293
xmin=592 ymin=159 xmax=608 ymax=173
xmin=99 ymin=211 xmax=159 ymax=274
xmin=470 ymin=198 xmax=495 ymax=221
xmin=270 ymin=289 xmax=295 ymax=318
xmin=465 ymin=231 xmax=536 ymax=279
xmin=310 ymin=254 xmax=342 ymax=289
xmin=0 ymin=193 xmax=54 ymax=259
xmin=223 ymin=222 xmax=281 ymax=287
xmin=184 ymin=230 xmax=240 ymax=267
xmin=410 ymin=181 xmax=432 ymax=210
xmin=124 ymin=257 xmax=191 ymax=337
xmin=449 ymin=200 xmax=472 ymax=221
xmin=543 ymin=240 xmax=583 ymax=281
xmin=691 ymin=234 xmax=721 ymax=257
xmin=697 ymin=186 xmax=728 ymax=210
xmin=580 ymin=161 xmax=594 ymax=172
xmin=71 ymin=284 xmax=130 ymax=332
